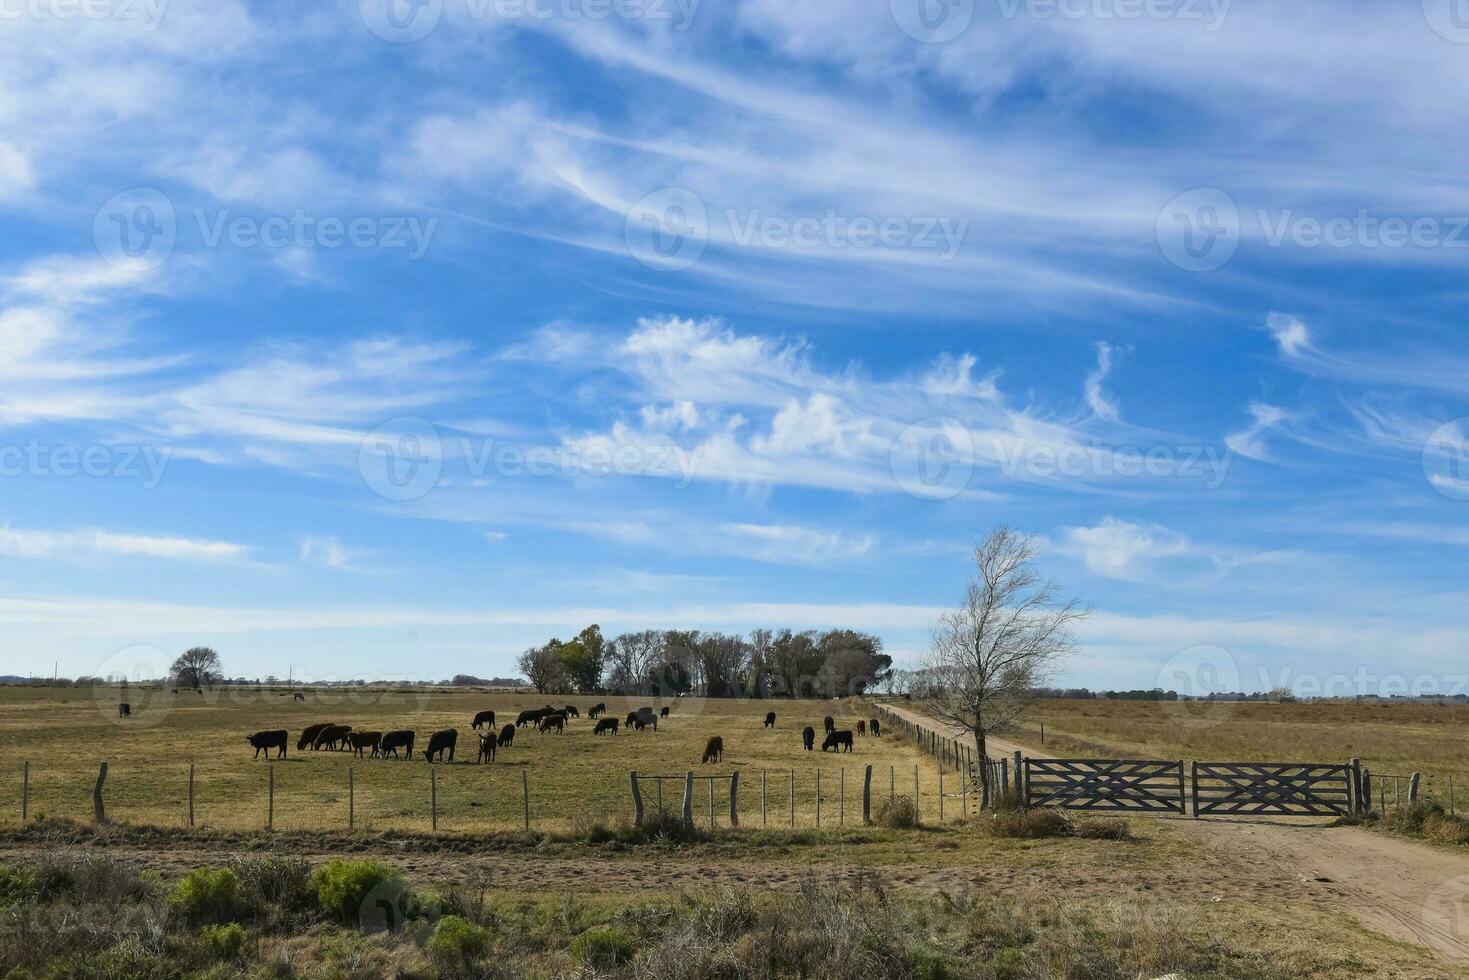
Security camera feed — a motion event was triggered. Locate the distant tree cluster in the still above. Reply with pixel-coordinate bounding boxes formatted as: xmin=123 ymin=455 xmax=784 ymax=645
xmin=516 ymin=625 xmax=893 ymax=698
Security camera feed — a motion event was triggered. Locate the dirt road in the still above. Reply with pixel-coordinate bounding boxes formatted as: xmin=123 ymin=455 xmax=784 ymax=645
xmin=881 ymin=702 xmax=1469 ymax=965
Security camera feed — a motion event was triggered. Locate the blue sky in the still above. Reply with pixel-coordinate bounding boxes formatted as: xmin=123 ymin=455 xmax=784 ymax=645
xmin=2 ymin=0 xmax=1468 ymax=695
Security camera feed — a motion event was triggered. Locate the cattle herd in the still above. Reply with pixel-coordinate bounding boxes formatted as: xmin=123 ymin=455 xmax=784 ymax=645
xmin=245 ymin=704 xmax=884 ymax=765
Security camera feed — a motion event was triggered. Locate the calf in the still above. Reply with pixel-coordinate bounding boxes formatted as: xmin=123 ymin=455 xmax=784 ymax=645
xmin=380 ymin=730 xmax=415 ymax=759
xmin=424 ymin=729 xmax=457 ymax=763
xmin=594 ymin=717 xmax=619 ymax=735
xmin=802 ymin=726 xmax=816 ymax=751
xmin=348 ymin=731 xmax=382 ymax=758
xmin=857 ymin=720 xmax=866 ymax=736
xmin=314 ymin=724 xmax=352 ymax=751
xmin=823 ymin=715 xmax=835 ymax=734
xmin=764 ymin=711 xmax=776 ymax=728
xmin=246 ymin=729 xmax=288 ymax=760
xmin=476 ymin=732 xmax=496 ymax=763
xmin=298 ymin=723 xmax=330 ymax=751
xmin=497 ymin=723 xmax=516 ymax=748
xmin=702 ymin=735 xmax=724 ymax=764
xmin=822 ymin=730 xmax=854 ymax=753
xmin=563 ymin=705 xmax=580 ymax=719
xmin=588 ymin=703 xmax=606 ymax=719
xmin=869 ymin=718 xmax=881 ymax=737
xmin=118 ymin=703 xmax=131 ymax=719
xmin=471 ymin=710 xmax=495 ymax=730
xmin=538 ymin=713 xmax=565 ymax=734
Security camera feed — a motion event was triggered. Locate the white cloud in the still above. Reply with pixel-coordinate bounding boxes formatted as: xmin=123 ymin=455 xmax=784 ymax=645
xmin=1083 ymin=341 xmax=1120 ymax=421
xmin=0 ymin=525 xmax=249 ymax=564
xmin=1225 ymin=402 xmax=1288 ymax=462
xmin=298 ymin=536 xmax=367 ymax=571
xmin=1064 ymin=517 xmax=1190 ymax=581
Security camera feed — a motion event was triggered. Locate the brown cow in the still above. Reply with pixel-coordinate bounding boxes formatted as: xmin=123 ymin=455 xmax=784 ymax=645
xmin=348 ymin=731 xmax=382 ymax=758
xmin=538 ymin=713 xmax=565 ymax=734
xmin=246 ymin=730 xmax=287 ymax=759
xmin=857 ymin=720 xmax=866 ymax=736
xmin=702 ymin=736 xmax=724 ymax=764
xmin=476 ymin=732 xmax=496 ymax=763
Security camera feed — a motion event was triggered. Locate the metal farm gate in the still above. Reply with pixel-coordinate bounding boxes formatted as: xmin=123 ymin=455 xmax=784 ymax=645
xmin=1023 ymin=758 xmax=1186 ymax=814
xmin=1190 ymin=762 xmax=1355 ymax=817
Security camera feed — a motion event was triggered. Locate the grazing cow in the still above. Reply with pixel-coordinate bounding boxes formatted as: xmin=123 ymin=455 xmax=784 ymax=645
xmin=348 ymin=731 xmax=382 ymax=758
xmin=293 ymin=692 xmax=305 ymax=702
xmin=380 ymin=730 xmax=415 ymax=760
xmin=246 ymin=730 xmax=288 ymax=759
xmin=497 ymin=723 xmax=516 ymax=748
xmin=636 ymin=708 xmax=659 ymax=731
xmin=516 ymin=709 xmax=544 ymax=728
xmin=298 ymin=723 xmax=331 ymax=751
xmin=702 ymin=736 xmax=724 ymax=764
xmin=822 ymin=730 xmax=854 ymax=753
xmin=660 ymin=706 xmax=670 ymax=718
xmin=314 ymin=724 xmax=353 ymax=751
xmin=594 ymin=717 xmax=619 ymax=735
xmin=424 ymin=729 xmax=457 ymax=763
xmin=118 ymin=703 xmax=131 ymax=719
xmin=802 ymin=726 xmax=815 ymax=751
xmin=471 ymin=710 xmax=495 ymax=730
xmin=538 ymin=713 xmax=565 ymax=734
xmin=857 ymin=720 xmax=866 ymax=736
xmin=763 ymin=711 xmax=776 ymax=728
xmin=563 ymin=705 xmax=579 ymax=719
xmin=588 ymin=703 xmax=606 ymax=719
xmin=870 ymin=718 xmax=881 ymax=737
xmin=823 ymin=716 xmax=835 ymax=734
xmin=476 ymin=732 xmax=496 ymax=763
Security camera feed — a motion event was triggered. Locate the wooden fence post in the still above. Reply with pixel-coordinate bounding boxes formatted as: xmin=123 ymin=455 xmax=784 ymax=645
xmin=93 ymin=762 xmax=108 ymax=824
xmin=729 ymin=771 xmax=739 ymax=827
xmin=761 ymin=770 xmax=767 ymax=827
xmin=708 ymin=777 xmax=715 ymax=828
xmin=889 ymin=764 xmax=894 ymax=801
xmin=268 ymin=766 xmax=274 ymax=830
xmin=960 ymin=770 xmax=967 ymax=816
xmin=789 ymin=770 xmax=794 ymax=827
xmin=1350 ymin=758 xmax=1362 ymax=814
xmin=630 ymin=771 xmax=644 ymax=825
xmin=863 ymin=765 xmax=873 ymax=825
xmin=430 ymin=768 xmax=438 ymax=831
xmin=1410 ymin=772 xmax=1421 ymax=805
xmin=1013 ymin=751 xmax=1023 ymax=796
xmin=1191 ymin=761 xmax=1200 ymax=818
xmin=348 ymin=768 xmax=354 ymax=830
xmin=682 ymin=771 xmax=695 ymax=830
xmin=22 ymin=761 xmax=28 ymax=823
xmin=839 ymin=768 xmax=845 ymax=826
xmin=522 ymin=770 xmax=531 ymax=831
xmin=188 ymin=763 xmax=195 ymax=829
xmin=939 ymin=769 xmax=945 ymax=821
xmin=816 ymin=770 xmax=822 ymax=827
xmin=913 ymin=765 xmax=920 ymax=824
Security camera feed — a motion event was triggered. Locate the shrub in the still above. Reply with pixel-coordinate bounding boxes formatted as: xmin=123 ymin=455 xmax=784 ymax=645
xmin=169 ymin=867 xmax=245 ymax=926
xmin=427 ymin=915 xmax=491 ymax=972
xmin=0 ymin=865 xmax=37 ymax=907
xmin=874 ymin=795 xmax=918 ymax=829
xmin=620 ymin=810 xmax=710 ymax=844
xmin=571 ymin=925 xmax=636 ymax=969
xmin=312 ymin=859 xmax=402 ymax=926
xmin=199 ymin=922 xmax=248 ymax=961
xmin=229 ymin=856 xmax=314 ymax=920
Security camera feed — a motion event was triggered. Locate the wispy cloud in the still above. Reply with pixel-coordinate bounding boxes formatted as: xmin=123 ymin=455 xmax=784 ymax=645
xmin=0 ymin=525 xmax=249 ymax=564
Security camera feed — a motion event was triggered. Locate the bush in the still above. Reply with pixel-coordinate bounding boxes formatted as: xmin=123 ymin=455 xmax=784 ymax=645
xmin=571 ymin=925 xmax=637 ymax=969
xmin=427 ymin=915 xmax=491 ymax=972
xmin=874 ymin=795 xmax=918 ymax=829
xmin=168 ymin=867 xmax=245 ymax=926
xmin=312 ymin=859 xmax=403 ymax=926
xmin=199 ymin=922 xmax=247 ymax=961
xmin=229 ymin=856 xmax=314 ymax=920
xmin=619 ymin=810 xmax=710 ymax=845
xmin=983 ymin=807 xmax=1130 ymax=840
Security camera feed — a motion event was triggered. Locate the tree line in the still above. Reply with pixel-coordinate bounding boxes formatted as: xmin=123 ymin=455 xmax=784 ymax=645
xmin=515 ymin=626 xmax=893 ymax=698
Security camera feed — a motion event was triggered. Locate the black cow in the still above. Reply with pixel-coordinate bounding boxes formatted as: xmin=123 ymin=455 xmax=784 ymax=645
xmin=563 ymin=705 xmax=579 ymax=719
xmin=870 ymin=718 xmax=881 ymax=737
xmin=636 ymin=708 xmax=658 ymax=731
xmin=702 ymin=736 xmax=724 ymax=764
xmin=348 ymin=731 xmax=382 ymax=758
xmin=476 ymin=732 xmax=496 ymax=763
xmin=660 ymin=706 xmax=670 ymax=718
xmin=588 ymin=703 xmax=606 ymax=719
xmin=823 ymin=716 xmax=835 ymax=734
xmin=298 ymin=723 xmax=330 ymax=750
xmin=380 ymin=730 xmax=415 ymax=759
xmin=822 ymin=730 xmax=854 ymax=753
xmin=293 ymin=692 xmax=305 ymax=702
xmin=538 ymin=713 xmax=565 ymax=734
xmin=626 ymin=712 xmax=649 ymax=732
xmin=763 ymin=711 xmax=776 ymax=728
xmin=247 ymin=730 xmax=287 ymax=759
xmin=424 ymin=729 xmax=457 ymax=763
xmin=471 ymin=710 xmax=495 ymax=730
xmin=497 ymin=723 xmax=515 ymax=748
xmin=118 ymin=703 xmax=131 ymax=718
xmin=594 ymin=717 xmax=619 ymax=735
xmin=802 ymin=726 xmax=815 ymax=751
xmin=516 ymin=709 xmax=545 ymax=728
xmin=314 ymin=724 xmax=352 ymax=751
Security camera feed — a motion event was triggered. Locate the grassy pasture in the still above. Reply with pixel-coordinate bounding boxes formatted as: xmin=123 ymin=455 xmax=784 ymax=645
xmin=1020 ymin=697 xmax=1469 ymax=805
xmin=0 ymin=686 xmax=949 ymax=833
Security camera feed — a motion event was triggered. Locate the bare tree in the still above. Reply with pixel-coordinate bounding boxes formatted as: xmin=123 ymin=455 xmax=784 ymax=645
xmin=517 ymin=642 xmax=565 ymax=694
xmin=925 ymin=527 xmax=1088 ymax=793
xmin=171 ymin=647 xmax=222 ymax=690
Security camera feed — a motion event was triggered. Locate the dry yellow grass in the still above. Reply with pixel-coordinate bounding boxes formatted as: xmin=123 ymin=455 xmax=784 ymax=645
xmin=0 ymin=685 xmax=955 ymax=833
